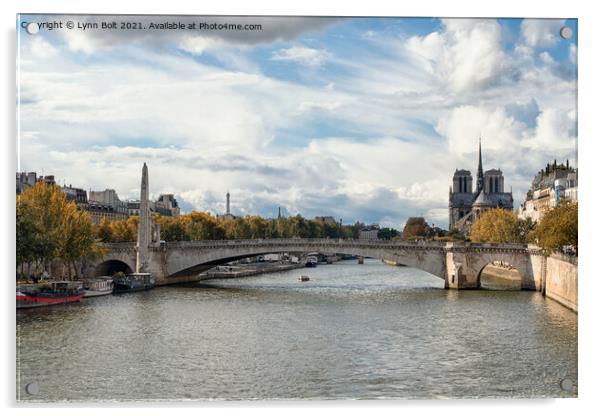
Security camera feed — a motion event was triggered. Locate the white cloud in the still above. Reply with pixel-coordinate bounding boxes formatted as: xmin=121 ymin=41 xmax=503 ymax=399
xmin=436 ymin=105 xmax=525 ymax=157
xmin=529 ymin=108 xmax=577 ymax=149
xmin=539 ymin=51 xmax=554 ymax=65
xmin=271 ymin=46 xmax=331 ymax=67
xmin=177 ymin=35 xmax=225 ymax=55
xmin=27 ymin=36 xmax=59 ymax=59
xmin=296 ymin=100 xmax=341 ymax=113
xmin=521 ymin=19 xmax=565 ymax=49
xmin=404 ymin=19 xmax=508 ymax=93
xmin=405 ymin=32 xmax=444 ymax=64
xmin=569 ymin=44 xmax=577 ymax=65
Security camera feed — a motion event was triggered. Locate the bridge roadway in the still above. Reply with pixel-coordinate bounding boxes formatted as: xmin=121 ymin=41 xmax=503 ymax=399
xmin=91 ymin=239 xmax=547 ymax=290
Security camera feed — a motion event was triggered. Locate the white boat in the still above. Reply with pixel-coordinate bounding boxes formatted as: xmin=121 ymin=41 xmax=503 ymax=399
xmin=83 ymin=277 xmax=114 ymax=297
xmin=298 ymin=275 xmax=310 ymax=282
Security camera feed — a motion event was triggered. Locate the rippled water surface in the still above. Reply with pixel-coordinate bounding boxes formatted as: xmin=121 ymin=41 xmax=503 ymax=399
xmin=16 ymin=259 xmax=577 ymax=401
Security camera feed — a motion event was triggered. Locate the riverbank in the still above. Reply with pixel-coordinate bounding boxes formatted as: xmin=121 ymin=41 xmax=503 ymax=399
xmin=199 ymin=262 xmax=305 ymax=279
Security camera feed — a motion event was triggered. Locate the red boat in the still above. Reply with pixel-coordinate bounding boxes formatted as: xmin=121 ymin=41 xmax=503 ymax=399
xmin=16 ymin=281 xmax=85 ymax=309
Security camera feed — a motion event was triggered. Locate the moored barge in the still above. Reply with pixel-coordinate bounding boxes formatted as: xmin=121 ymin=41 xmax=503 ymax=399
xmin=112 ymin=273 xmax=155 ymax=294
xmin=16 ymin=281 xmax=85 ymax=309
xmin=83 ymin=277 xmax=114 ymax=297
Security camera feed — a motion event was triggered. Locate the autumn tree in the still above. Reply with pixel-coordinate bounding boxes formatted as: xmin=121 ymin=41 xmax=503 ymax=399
xmin=402 ymin=217 xmax=427 ymax=240
xmin=531 ymin=201 xmax=578 ymax=254
xmin=156 ymin=215 xmax=188 ymax=241
xmin=469 ymin=208 xmax=532 ymax=244
xmin=109 ymin=216 xmax=138 ymax=242
xmin=183 ymin=211 xmax=226 ymax=240
xmin=16 ymin=181 xmax=102 ymax=278
xmin=17 ymin=181 xmax=70 ymax=271
xmin=96 ymin=217 xmax=113 ymax=242
xmin=59 ymin=204 xmax=105 ymax=278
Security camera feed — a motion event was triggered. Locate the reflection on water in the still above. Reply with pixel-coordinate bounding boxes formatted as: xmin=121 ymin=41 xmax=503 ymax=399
xmin=16 ymin=259 xmax=577 ymax=401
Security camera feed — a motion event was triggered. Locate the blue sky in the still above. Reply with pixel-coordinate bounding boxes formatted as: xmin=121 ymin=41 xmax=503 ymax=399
xmin=17 ymin=15 xmax=577 ymax=228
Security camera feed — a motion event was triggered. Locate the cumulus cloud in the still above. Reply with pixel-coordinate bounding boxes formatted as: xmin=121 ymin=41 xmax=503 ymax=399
xmin=521 ymin=19 xmax=565 ymax=49
xmin=529 ymin=108 xmax=577 ymax=149
xmin=405 ymin=19 xmax=508 ymax=93
xmin=436 ymin=105 xmax=525 ymax=156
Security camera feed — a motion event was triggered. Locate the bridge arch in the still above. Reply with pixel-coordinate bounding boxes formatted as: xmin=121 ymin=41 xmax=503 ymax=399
xmin=93 ymin=259 xmax=134 ymax=276
xmin=477 ymin=262 xmax=522 ymax=290
xmin=164 ymin=240 xmax=449 ymax=281
xmin=465 ymin=247 xmax=533 ymax=290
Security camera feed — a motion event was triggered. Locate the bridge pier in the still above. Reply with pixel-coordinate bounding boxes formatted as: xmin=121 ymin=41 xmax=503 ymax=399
xmin=444 ymin=243 xmax=478 ymax=289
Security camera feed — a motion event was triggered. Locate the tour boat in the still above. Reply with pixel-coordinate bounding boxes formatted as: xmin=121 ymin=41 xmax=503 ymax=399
xmin=305 ymin=256 xmax=318 ymax=268
xmin=112 ymin=273 xmax=155 ymax=294
xmin=83 ymin=277 xmax=114 ymax=297
xmin=16 ymin=281 xmax=85 ymax=309
xmin=298 ymin=275 xmax=310 ymax=282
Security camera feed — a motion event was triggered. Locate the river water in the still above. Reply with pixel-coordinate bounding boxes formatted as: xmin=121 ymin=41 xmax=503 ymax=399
xmin=16 ymin=259 xmax=577 ymax=401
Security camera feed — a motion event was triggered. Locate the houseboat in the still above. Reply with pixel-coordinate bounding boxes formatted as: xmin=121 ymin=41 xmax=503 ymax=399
xmin=113 ymin=273 xmax=155 ymax=294
xmin=83 ymin=277 xmax=114 ymax=297
xmin=305 ymin=256 xmax=318 ymax=268
xmin=16 ymin=281 xmax=85 ymax=309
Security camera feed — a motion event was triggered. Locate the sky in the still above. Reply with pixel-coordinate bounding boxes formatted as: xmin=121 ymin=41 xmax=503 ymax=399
xmin=17 ymin=15 xmax=578 ymax=229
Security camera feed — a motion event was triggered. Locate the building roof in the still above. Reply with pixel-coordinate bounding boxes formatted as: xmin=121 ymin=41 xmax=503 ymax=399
xmin=472 ymin=190 xmax=513 ymax=208
xmin=472 ymin=190 xmax=489 ymax=207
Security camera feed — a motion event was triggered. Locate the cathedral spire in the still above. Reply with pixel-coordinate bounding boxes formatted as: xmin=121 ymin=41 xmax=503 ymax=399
xmin=476 ymin=137 xmax=484 ymax=193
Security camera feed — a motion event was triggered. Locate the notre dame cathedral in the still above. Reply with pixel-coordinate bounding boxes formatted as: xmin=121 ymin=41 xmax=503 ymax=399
xmin=449 ymin=139 xmax=514 ymax=234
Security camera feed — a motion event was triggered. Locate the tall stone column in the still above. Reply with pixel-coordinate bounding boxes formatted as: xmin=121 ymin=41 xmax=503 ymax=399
xmin=136 ymin=163 xmax=151 ymax=273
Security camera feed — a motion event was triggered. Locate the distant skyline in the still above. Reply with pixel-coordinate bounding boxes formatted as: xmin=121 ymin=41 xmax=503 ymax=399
xmin=17 ymin=16 xmax=577 ymax=228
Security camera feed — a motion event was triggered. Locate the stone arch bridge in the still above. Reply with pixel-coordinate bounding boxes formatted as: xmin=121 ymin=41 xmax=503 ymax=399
xmin=89 ymin=239 xmax=547 ymax=290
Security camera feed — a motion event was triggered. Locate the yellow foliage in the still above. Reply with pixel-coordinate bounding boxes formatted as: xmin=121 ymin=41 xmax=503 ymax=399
xmin=470 ymin=208 xmax=531 ymax=244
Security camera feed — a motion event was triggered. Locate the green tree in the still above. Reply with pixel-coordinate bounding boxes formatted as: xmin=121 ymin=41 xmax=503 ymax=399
xmin=446 ymin=228 xmax=466 ymax=241
xmin=378 ymin=227 xmax=399 ymax=240
xmin=469 ymin=208 xmax=531 ymax=244
xmin=16 ymin=201 xmax=37 ymax=276
xmin=531 ymin=201 xmax=578 ymax=254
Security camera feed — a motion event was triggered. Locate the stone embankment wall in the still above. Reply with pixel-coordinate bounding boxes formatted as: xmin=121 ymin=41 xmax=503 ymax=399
xmin=544 ymin=254 xmax=578 ymax=312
